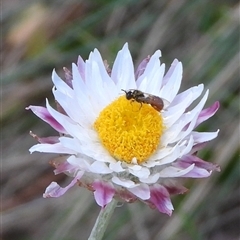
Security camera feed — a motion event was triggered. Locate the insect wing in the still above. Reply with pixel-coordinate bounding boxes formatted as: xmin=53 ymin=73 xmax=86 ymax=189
xmin=161 ymin=98 xmax=170 ymax=109
xmin=141 ymin=93 xmax=170 ymax=111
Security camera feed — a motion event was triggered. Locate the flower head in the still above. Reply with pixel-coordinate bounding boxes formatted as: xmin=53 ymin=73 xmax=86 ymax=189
xmin=27 ymin=43 xmax=220 ymax=216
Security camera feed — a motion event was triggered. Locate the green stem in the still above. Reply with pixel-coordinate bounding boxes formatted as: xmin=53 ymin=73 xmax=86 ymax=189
xmin=88 ymin=198 xmax=118 ymax=240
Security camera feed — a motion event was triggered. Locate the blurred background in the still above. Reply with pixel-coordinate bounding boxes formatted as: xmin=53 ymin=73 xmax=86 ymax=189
xmin=1 ymin=0 xmax=239 ymax=240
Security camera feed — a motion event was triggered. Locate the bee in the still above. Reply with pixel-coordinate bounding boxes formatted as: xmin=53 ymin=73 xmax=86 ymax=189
xmin=122 ymin=89 xmax=165 ymax=111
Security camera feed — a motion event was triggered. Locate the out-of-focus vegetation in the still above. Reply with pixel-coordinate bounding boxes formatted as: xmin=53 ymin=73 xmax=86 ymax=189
xmin=1 ymin=0 xmax=239 ymax=240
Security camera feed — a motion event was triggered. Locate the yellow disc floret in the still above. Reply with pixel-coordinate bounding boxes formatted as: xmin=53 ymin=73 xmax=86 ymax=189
xmin=94 ymin=96 xmax=164 ymax=164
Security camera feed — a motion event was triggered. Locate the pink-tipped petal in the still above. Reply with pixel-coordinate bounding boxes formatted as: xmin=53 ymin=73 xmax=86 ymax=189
xmin=92 ymin=180 xmax=115 ymax=208
xmin=181 ymin=166 xmax=212 ymax=178
xmin=165 ymin=184 xmax=188 ymax=195
xmin=178 ymin=155 xmax=221 ymax=172
xmin=172 ymin=155 xmax=220 ymax=178
xmin=195 ymin=101 xmax=220 ymax=127
xmin=53 ymin=161 xmax=77 ymax=175
xmin=63 ymin=67 xmax=73 ymax=87
xmin=149 ymin=185 xmax=174 ymax=216
xmin=159 ymin=164 xmax=195 ymax=178
xmin=135 ymin=55 xmax=150 ymax=79
xmin=26 ymin=105 xmax=66 ymax=133
xmin=43 ymin=173 xmax=83 ymax=198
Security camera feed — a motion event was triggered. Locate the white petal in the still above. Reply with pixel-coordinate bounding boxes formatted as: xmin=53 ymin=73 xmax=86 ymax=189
xmin=153 ymin=144 xmax=181 ymax=166
xmin=142 ymin=160 xmax=157 ymax=168
xmin=72 ymin=63 xmax=85 ymax=90
xmin=46 ymin=99 xmax=80 ymax=135
xmin=171 ymin=84 xmax=204 ymax=107
xmin=59 ymin=137 xmax=82 ymax=153
xmin=149 ymin=142 xmax=181 ymax=163
xmin=77 ymin=55 xmax=85 ymax=79
xmin=192 ymin=130 xmax=219 ymax=143
xmin=81 ymin=142 xmax=116 ymax=163
xmin=176 ymin=114 xmax=199 ymax=142
xmin=111 ymin=43 xmax=136 ymax=89
xmin=53 ymin=89 xmax=89 ymax=127
xmin=129 ymin=166 xmax=150 ymax=178
xmin=90 ymin=161 xmax=113 ymax=174
xmin=162 ymin=59 xmax=179 ymax=85
xmin=85 ymin=60 xmax=109 ymax=111
xmin=126 ymin=164 xmax=142 ymax=171
xmin=159 ymin=164 xmax=195 ymax=177
xmin=161 ymin=119 xmax=187 ymax=145
xmin=163 ymin=90 xmax=209 ymax=145
xmin=175 ymin=91 xmax=209 ymax=142
xmin=91 ymin=49 xmax=118 ymax=101
xmin=159 ymin=62 xmax=183 ymax=102
xmin=136 ymin=50 xmax=164 ymax=94
xmin=71 ymin=63 xmax=97 ymax=122
xmin=179 ymin=135 xmax=194 ymax=157
xmin=128 ymin=183 xmax=150 ymax=200
xmin=139 ymin=173 xmax=160 ymax=184
xmin=112 ymin=176 xmax=136 ymax=188
xmin=29 ymin=142 xmax=76 ymax=154
xmin=109 ymin=161 xmax=125 ymax=172
xmin=164 ymin=84 xmax=204 ymax=128
xmin=52 ymin=69 xmax=73 ymax=97
xmin=67 ymin=155 xmax=91 ymax=171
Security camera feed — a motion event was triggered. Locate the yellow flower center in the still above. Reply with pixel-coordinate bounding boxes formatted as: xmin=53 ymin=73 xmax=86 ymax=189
xmin=94 ymin=96 xmax=164 ymax=164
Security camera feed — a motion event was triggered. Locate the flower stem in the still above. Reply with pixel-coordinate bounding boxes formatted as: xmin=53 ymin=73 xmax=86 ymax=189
xmin=88 ymin=199 xmax=118 ymax=240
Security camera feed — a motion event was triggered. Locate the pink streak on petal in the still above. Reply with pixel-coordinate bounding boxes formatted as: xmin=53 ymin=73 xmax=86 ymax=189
xmin=179 ymin=155 xmax=221 ymax=172
xmin=165 ymin=184 xmax=188 ymax=195
xmin=181 ymin=166 xmax=211 ymax=178
xmin=63 ymin=67 xmax=73 ymax=87
xmin=26 ymin=105 xmax=66 ymax=133
xmin=135 ymin=55 xmax=150 ymax=79
xmin=43 ymin=174 xmax=82 ymax=198
xmin=149 ymin=185 xmax=174 ymax=216
xmin=195 ymin=101 xmax=220 ymax=128
xmin=159 ymin=164 xmax=195 ymax=178
xmin=53 ymin=161 xmax=77 ymax=175
xmin=92 ymin=180 xmax=115 ymax=208
xmin=128 ymin=184 xmax=150 ymax=200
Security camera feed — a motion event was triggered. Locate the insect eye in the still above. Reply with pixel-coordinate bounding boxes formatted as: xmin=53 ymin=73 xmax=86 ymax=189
xmin=126 ymin=92 xmax=132 ymax=100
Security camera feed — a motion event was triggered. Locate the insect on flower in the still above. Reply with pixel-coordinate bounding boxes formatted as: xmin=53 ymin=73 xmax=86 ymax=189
xmin=27 ymin=43 xmax=220 ymax=216
xmin=122 ymin=89 xmax=165 ymax=111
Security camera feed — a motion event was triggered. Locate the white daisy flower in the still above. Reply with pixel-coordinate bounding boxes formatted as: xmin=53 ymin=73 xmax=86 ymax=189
xmin=27 ymin=43 xmax=220 ymax=216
